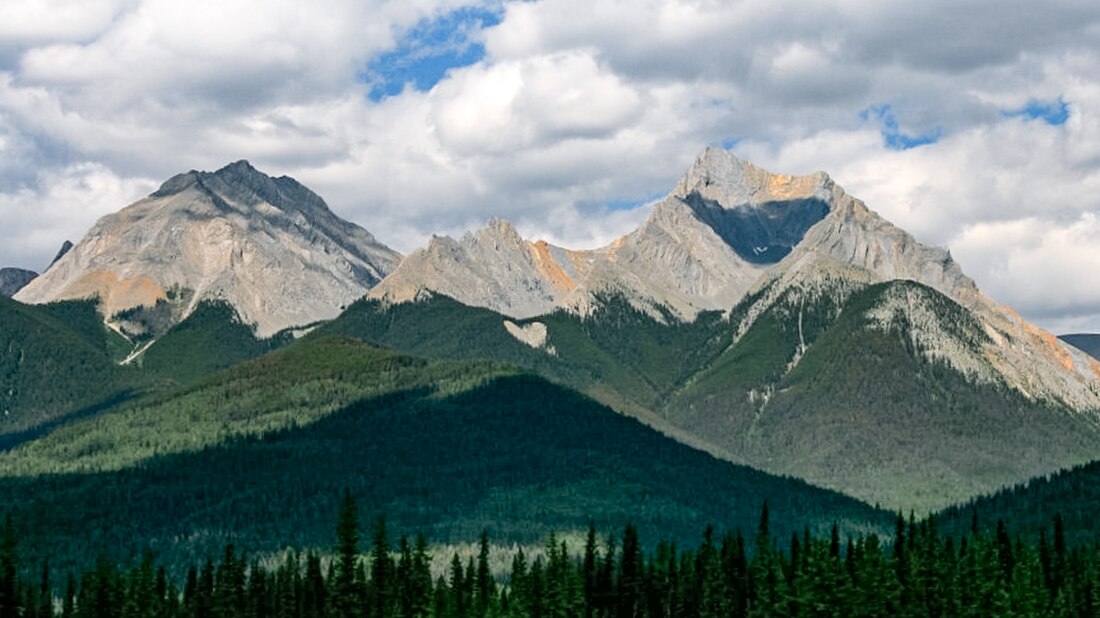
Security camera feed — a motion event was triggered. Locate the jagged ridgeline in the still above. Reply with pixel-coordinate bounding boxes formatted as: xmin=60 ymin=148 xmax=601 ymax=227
xmin=0 ymin=336 xmax=890 ymax=571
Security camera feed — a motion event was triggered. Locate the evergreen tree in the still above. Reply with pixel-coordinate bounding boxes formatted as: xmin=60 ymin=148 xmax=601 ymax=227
xmin=617 ymin=525 xmax=642 ymax=618
xmin=410 ymin=535 xmax=433 ymax=618
xmin=475 ymin=531 xmax=495 ymax=617
xmin=450 ymin=554 xmax=467 ymax=618
xmin=582 ymin=523 xmax=598 ymax=618
xmin=333 ymin=492 xmax=362 ymax=618
xmin=370 ymin=516 xmax=393 ymax=618
xmin=0 ymin=515 xmax=18 ymax=618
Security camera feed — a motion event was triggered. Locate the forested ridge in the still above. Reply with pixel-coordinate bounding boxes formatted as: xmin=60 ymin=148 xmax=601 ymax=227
xmin=2 ymin=497 xmax=1097 ymax=618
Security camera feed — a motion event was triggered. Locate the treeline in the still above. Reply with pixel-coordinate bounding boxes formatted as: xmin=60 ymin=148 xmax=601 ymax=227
xmin=3 ymin=499 xmax=1099 ymax=618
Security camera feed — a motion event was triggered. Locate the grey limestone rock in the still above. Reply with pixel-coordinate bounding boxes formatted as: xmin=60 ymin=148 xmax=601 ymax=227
xmin=15 ymin=161 xmax=402 ymax=337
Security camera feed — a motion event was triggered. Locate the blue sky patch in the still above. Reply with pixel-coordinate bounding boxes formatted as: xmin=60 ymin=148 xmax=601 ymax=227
xmin=606 ymin=193 xmax=664 ymax=211
xmin=364 ymin=6 xmax=503 ymax=102
xmin=1002 ymin=97 xmax=1070 ymax=125
xmin=861 ymin=104 xmax=941 ymax=150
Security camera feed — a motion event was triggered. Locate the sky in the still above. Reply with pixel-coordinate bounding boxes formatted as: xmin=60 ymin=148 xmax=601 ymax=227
xmin=1 ymin=0 xmax=1099 ymax=333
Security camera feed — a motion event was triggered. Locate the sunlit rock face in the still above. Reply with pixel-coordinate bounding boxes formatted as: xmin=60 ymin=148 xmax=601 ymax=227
xmin=15 ymin=161 xmax=402 ymax=337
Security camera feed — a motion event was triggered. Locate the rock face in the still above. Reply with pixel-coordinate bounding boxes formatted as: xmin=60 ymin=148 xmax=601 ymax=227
xmin=373 ymin=149 xmax=835 ymax=320
xmin=371 ymin=218 xmax=602 ymax=319
xmin=0 ymin=268 xmax=37 ymax=297
xmin=15 ymin=161 xmax=401 ymax=336
xmin=49 ymin=241 xmax=74 ymax=268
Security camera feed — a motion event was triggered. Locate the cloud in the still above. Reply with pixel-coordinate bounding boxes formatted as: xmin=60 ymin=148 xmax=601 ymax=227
xmin=0 ymin=162 xmax=155 ymax=270
xmin=1 ymin=0 xmax=1100 ymax=332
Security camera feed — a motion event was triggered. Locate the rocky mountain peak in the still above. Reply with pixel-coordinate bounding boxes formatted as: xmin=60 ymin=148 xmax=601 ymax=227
xmin=15 ymin=162 xmax=401 ymax=337
xmin=472 ymin=217 xmax=526 ymax=248
xmin=673 ymin=147 xmax=832 ymax=208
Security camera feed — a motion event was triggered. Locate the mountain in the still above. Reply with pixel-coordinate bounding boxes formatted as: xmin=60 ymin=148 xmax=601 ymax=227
xmin=0 ymin=336 xmax=891 ymax=570
xmin=0 ymin=268 xmax=37 ymax=297
xmin=15 ymin=161 xmax=402 ymax=337
xmin=370 ymin=150 xmax=833 ymax=319
xmin=370 ymin=218 xmax=602 ymax=319
xmin=1062 ymin=334 xmax=1100 ymax=361
xmin=336 ymin=148 xmax=1100 ymax=512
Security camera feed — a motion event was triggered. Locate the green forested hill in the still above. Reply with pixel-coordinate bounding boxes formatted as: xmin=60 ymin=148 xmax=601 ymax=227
xmin=0 ymin=336 xmax=891 ymax=571
xmin=315 ymin=294 xmax=731 ymax=429
xmin=666 ymin=281 xmax=1100 ymax=512
xmin=137 ymin=300 xmax=292 ymax=384
xmin=318 ymin=283 xmax=1100 ymax=513
xmin=0 ymin=296 xmax=135 ymax=439
xmin=938 ymin=460 xmax=1100 ymax=546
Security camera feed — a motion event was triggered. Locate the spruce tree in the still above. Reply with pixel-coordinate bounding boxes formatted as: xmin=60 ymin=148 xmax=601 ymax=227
xmin=617 ymin=525 xmax=642 ymax=618
xmin=582 ymin=523 xmax=599 ymax=618
xmin=333 ymin=492 xmax=361 ymax=618
xmin=0 ymin=515 xmax=18 ymax=618
xmin=370 ymin=516 xmax=393 ymax=618
xmin=475 ymin=531 xmax=494 ymax=617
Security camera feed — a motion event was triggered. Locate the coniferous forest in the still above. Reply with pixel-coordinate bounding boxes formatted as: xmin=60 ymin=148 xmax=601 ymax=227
xmin=3 ymin=496 xmax=1100 ymax=618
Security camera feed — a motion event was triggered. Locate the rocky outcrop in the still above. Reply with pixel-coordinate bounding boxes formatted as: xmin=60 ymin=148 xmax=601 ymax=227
xmin=370 ymin=218 xmax=601 ymax=319
xmin=0 ymin=268 xmax=37 ymax=297
xmin=15 ymin=161 xmax=401 ymax=336
xmin=49 ymin=241 xmax=73 ymax=269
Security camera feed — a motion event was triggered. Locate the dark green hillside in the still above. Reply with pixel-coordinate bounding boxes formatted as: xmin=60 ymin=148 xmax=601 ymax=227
xmin=0 ymin=337 xmax=891 ymax=571
xmin=0 ymin=336 xmax=512 ymax=474
xmin=0 ymin=296 xmax=135 ymax=438
xmin=315 ymin=294 xmax=728 ymax=420
xmin=138 ymin=300 xmax=292 ymax=384
xmin=939 ymin=460 xmax=1100 ymax=546
xmin=669 ymin=281 xmax=1100 ymax=512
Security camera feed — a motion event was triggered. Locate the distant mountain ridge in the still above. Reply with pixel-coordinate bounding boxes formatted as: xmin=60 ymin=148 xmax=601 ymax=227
xmin=0 ymin=268 xmax=36 ymax=297
xmin=1062 ymin=334 xmax=1100 ymax=361
xmin=15 ymin=161 xmax=402 ymax=336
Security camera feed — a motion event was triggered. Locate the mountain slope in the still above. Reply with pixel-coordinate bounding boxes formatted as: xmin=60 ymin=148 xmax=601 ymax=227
xmin=15 ymin=161 xmax=401 ymax=337
xmin=0 ymin=336 xmax=891 ymax=570
xmin=0 ymin=296 xmax=135 ymax=438
xmin=327 ymin=283 xmax=1100 ymax=512
xmin=668 ymin=280 xmax=1100 ymax=511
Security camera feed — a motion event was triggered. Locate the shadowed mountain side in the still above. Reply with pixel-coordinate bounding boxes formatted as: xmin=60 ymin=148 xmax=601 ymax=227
xmin=1 ymin=369 xmax=892 ymax=572
xmin=0 ymin=296 xmax=136 ymax=436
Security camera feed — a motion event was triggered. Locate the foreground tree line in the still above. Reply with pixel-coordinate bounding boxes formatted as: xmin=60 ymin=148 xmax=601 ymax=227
xmin=1 ymin=495 xmax=1098 ymax=618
